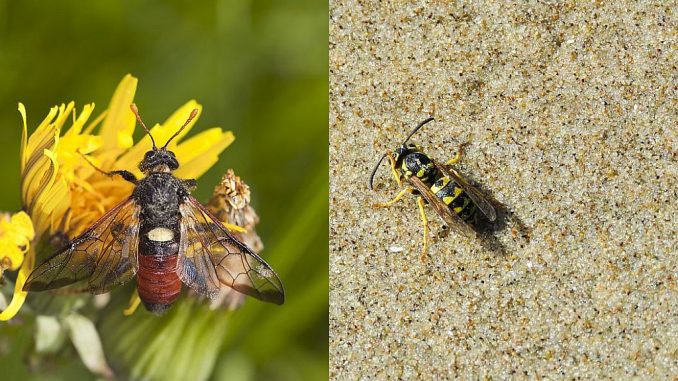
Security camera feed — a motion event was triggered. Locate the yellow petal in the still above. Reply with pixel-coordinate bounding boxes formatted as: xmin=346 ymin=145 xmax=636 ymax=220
xmin=57 ymin=135 xmax=103 ymax=163
xmin=26 ymin=149 xmax=62 ymax=237
xmin=172 ymin=128 xmax=229 ymax=163
xmin=113 ymin=101 xmax=202 ymax=172
xmin=22 ymin=148 xmax=58 ymax=218
xmin=98 ymin=74 xmax=137 ymax=151
xmin=123 ymin=289 xmax=141 ymax=316
xmin=0 ymin=250 xmax=33 ymax=321
xmin=24 ymin=106 xmax=58 ymax=176
xmin=37 ymin=177 xmax=70 ymax=234
xmin=83 ymin=109 xmax=108 ymax=135
xmin=64 ymin=103 xmax=95 ymax=137
xmin=157 ymin=100 xmax=202 ymax=149
xmin=53 ymin=102 xmax=75 ymax=132
xmin=10 ymin=211 xmax=35 ymax=242
xmin=117 ymin=130 xmax=134 ymax=149
xmin=19 ymin=103 xmax=28 ymax=171
xmin=221 ymin=222 xmax=246 ymax=233
xmin=174 ymin=129 xmax=234 ymax=179
xmin=0 ymin=243 xmax=24 ymax=271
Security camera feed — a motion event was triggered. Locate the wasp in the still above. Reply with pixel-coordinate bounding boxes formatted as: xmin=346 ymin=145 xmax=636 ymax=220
xmin=24 ymin=104 xmax=284 ymax=314
xmin=369 ymin=117 xmax=497 ymax=261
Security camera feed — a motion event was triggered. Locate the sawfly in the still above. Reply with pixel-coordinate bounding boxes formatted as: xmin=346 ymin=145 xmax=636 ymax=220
xmin=24 ymin=104 xmax=285 ymax=314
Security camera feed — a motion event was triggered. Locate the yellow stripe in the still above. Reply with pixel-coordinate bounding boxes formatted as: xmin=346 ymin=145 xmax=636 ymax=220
xmin=454 ymin=197 xmax=470 ymax=213
xmin=431 ymin=177 xmax=449 ymax=193
xmin=442 ymin=186 xmax=464 ymax=205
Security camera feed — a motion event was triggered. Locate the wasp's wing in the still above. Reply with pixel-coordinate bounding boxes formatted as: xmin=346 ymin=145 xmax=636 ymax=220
xmin=408 ymin=175 xmax=477 ymax=240
xmin=436 ymin=164 xmax=497 ymax=222
xmin=177 ymin=197 xmax=285 ymax=305
xmin=23 ymin=198 xmax=141 ymax=294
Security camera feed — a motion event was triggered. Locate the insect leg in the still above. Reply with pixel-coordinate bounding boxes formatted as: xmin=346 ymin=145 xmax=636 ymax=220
xmin=181 ymin=179 xmax=197 ymax=192
xmin=385 ymin=150 xmax=403 ymax=187
xmin=372 ymin=187 xmax=413 ymax=208
xmin=78 ymin=150 xmax=138 ymax=184
xmin=444 ymin=144 xmax=466 ymax=166
xmin=417 ymin=196 xmax=429 ymax=262
xmin=108 ymin=170 xmax=138 ymax=184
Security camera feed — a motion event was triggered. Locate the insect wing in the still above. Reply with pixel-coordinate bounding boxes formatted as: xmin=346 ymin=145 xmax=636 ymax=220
xmin=23 ymin=198 xmax=141 ymax=294
xmin=436 ymin=164 xmax=497 ymax=222
xmin=177 ymin=197 xmax=285 ymax=305
xmin=408 ymin=176 xmax=477 ymax=240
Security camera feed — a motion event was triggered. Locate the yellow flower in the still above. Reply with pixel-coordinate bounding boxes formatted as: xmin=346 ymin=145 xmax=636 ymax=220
xmin=0 ymin=211 xmax=34 ymax=274
xmin=0 ymin=74 xmax=234 ymax=321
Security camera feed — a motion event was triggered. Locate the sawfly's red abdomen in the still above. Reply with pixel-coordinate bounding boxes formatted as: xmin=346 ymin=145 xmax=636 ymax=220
xmin=136 ymin=229 xmax=181 ymax=314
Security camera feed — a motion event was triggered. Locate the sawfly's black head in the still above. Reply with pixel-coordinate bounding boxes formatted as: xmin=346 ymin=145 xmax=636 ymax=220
xmin=139 ymin=148 xmax=179 ymax=173
xmin=130 ymin=103 xmax=199 ymax=174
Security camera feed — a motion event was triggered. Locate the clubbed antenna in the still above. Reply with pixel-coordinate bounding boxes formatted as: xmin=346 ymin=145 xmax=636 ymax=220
xmin=368 ymin=117 xmax=435 ymax=190
xmin=162 ymin=108 xmax=199 ymax=149
xmin=130 ymin=103 xmax=157 ymax=149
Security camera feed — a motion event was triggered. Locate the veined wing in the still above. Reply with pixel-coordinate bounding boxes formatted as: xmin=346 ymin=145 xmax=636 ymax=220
xmin=408 ymin=175 xmax=477 ymax=240
xmin=23 ymin=197 xmax=141 ymax=294
xmin=436 ymin=164 xmax=497 ymax=222
xmin=177 ymin=197 xmax=285 ymax=305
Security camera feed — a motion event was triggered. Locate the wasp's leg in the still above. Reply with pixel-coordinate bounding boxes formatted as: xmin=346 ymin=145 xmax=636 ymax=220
xmin=372 ymin=187 xmax=413 ymax=208
xmin=79 ymin=150 xmax=138 ymax=184
xmin=417 ymin=196 xmax=429 ymax=262
xmin=444 ymin=144 xmax=467 ymax=166
xmin=385 ymin=150 xmax=403 ymax=187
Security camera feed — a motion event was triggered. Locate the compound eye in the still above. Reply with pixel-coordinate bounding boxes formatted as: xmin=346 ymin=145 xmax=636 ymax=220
xmin=170 ymin=157 xmax=180 ymax=170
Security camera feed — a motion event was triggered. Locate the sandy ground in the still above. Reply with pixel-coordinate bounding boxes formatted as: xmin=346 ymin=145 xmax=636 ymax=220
xmin=329 ymin=1 xmax=676 ymax=379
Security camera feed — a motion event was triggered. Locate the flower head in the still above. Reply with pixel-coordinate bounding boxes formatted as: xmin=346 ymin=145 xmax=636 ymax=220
xmin=0 ymin=74 xmax=235 ymax=321
xmin=0 ymin=211 xmax=34 ymax=276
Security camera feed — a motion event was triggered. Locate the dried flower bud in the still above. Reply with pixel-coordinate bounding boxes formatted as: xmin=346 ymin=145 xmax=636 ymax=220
xmin=205 ymin=169 xmax=265 ymax=309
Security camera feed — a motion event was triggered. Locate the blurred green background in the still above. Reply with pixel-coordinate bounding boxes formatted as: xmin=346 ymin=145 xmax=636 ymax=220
xmin=0 ymin=1 xmax=327 ymax=380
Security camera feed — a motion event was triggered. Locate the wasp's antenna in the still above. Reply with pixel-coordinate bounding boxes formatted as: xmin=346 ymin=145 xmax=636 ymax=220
xmin=162 ymin=108 xmax=199 ymax=149
xmin=368 ymin=153 xmax=387 ymax=190
xmin=130 ymin=104 xmax=157 ymax=149
xmin=368 ymin=117 xmax=435 ymax=190
xmin=403 ymin=117 xmax=434 ymax=145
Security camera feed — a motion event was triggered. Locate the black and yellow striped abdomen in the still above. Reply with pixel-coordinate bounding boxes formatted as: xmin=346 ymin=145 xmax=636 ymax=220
xmin=430 ymin=176 xmax=477 ymax=222
xmin=394 ymin=145 xmax=479 ymax=223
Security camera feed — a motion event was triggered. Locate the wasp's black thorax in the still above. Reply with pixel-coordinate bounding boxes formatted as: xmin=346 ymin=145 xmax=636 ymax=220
xmin=395 ymin=145 xmax=439 ymax=185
